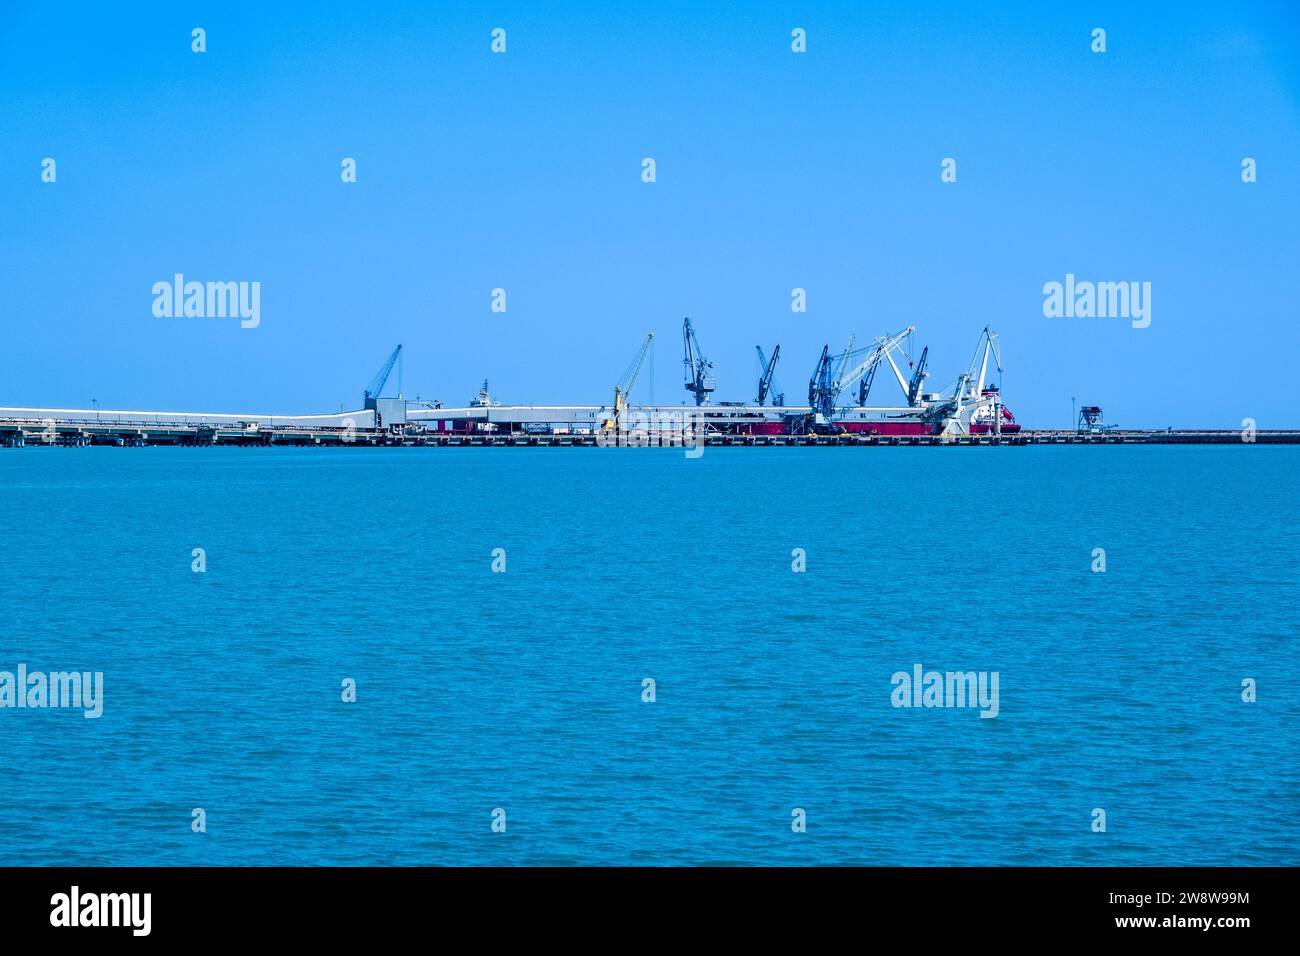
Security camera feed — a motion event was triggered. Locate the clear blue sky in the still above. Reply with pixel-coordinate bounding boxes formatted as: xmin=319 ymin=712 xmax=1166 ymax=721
xmin=3 ymin=1 xmax=1298 ymax=427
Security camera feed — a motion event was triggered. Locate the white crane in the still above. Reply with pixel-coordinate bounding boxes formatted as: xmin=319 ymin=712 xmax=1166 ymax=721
xmin=966 ymin=326 xmax=1002 ymax=400
xmin=835 ymin=326 xmax=916 ymax=405
xmin=923 ymin=327 xmax=1005 ymax=434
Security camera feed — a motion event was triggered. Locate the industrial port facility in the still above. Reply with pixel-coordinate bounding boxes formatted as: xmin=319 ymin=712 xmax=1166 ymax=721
xmin=1 ymin=321 xmax=1296 ymax=447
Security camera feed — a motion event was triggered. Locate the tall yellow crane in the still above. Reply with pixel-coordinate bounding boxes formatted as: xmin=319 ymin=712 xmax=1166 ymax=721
xmin=604 ymin=332 xmax=654 ymax=430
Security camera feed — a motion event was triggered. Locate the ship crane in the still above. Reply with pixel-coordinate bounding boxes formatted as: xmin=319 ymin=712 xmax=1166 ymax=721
xmin=967 ymin=326 xmax=1003 ymax=399
xmin=964 ymin=326 xmax=1005 ymax=433
xmin=682 ymin=318 xmax=716 ymax=406
xmin=833 ymin=326 xmax=916 ymax=408
xmin=924 ymin=327 xmax=1006 ymax=433
xmin=756 ymin=344 xmax=784 ymax=406
xmin=948 ymin=326 xmax=1003 ymax=411
xmin=604 ymin=332 xmax=654 ymax=429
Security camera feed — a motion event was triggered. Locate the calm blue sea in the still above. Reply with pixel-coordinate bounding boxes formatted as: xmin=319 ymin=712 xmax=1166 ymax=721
xmin=0 ymin=446 xmax=1296 ymax=866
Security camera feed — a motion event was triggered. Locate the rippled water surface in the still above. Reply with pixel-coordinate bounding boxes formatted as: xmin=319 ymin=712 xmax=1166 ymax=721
xmin=1 ymin=446 xmax=1296 ymax=865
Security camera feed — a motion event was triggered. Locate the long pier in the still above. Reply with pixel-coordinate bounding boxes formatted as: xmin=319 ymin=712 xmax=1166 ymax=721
xmin=1 ymin=417 xmax=1297 ymax=448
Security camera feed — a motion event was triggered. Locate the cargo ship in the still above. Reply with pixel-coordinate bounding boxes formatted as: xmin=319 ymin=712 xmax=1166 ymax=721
xmin=396 ymin=322 xmax=1021 ymax=439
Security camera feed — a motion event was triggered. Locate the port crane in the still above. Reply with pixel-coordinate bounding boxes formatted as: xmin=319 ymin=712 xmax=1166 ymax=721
xmin=604 ymin=332 xmax=654 ymax=429
xmin=840 ymin=327 xmax=916 ymax=406
xmin=839 ymin=327 xmax=915 ymax=406
xmin=807 ymin=335 xmax=854 ymax=418
xmin=363 ymin=344 xmax=403 ymax=408
xmin=755 ymin=345 xmax=784 ymax=406
xmin=809 ymin=327 xmax=914 ymax=417
xmin=906 ymin=346 xmax=930 ymax=406
xmin=682 ymin=318 xmax=716 ymax=406
xmin=808 ymin=346 xmax=832 ymax=415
